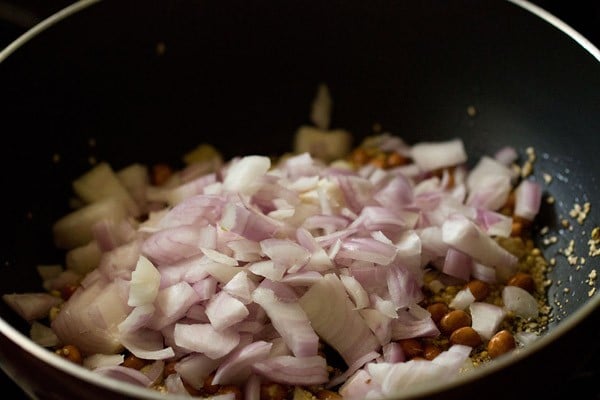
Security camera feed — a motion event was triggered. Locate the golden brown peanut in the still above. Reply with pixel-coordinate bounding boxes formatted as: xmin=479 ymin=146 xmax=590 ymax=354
xmin=487 ymin=330 xmax=516 ymax=358
xmin=55 ymin=344 xmax=82 ymax=364
xmin=398 ymin=338 xmax=423 ymax=359
xmin=507 ymin=272 xmax=535 ymax=293
xmin=151 ymin=163 xmax=173 ymax=186
xmin=122 ymin=354 xmax=146 ymax=370
xmin=60 ymin=285 xmax=79 ymax=301
xmin=449 ymin=326 xmax=482 ymax=347
xmin=423 ymin=343 xmax=442 ymax=360
xmin=163 ymin=360 xmax=177 ymax=377
xmin=466 ymin=279 xmax=490 ymax=301
xmin=439 ymin=309 xmax=471 ymax=335
xmin=385 ymin=152 xmax=409 ymax=168
xmin=427 ymin=302 xmax=449 ymax=323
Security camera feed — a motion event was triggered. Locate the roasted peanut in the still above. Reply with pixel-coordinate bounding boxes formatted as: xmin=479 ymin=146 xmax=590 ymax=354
xmin=55 ymin=344 xmax=82 ymax=364
xmin=450 ymin=326 xmax=482 ymax=347
xmin=507 ymin=272 xmax=535 ymax=293
xmin=260 ymin=382 xmax=291 ymax=400
xmin=466 ymin=279 xmax=491 ymax=301
xmin=163 ymin=360 xmax=177 ymax=377
xmin=151 ymin=163 xmax=173 ymax=186
xmin=423 ymin=343 xmax=442 ymax=360
xmin=439 ymin=309 xmax=471 ymax=335
xmin=60 ymin=285 xmax=79 ymax=301
xmin=385 ymin=152 xmax=409 ymax=168
xmin=427 ymin=302 xmax=449 ymax=323
xmin=398 ymin=338 xmax=423 ymax=359
xmin=487 ymin=330 xmax=516 ymax=358
xmin=122 ymin=353 xmax=146 ymax=370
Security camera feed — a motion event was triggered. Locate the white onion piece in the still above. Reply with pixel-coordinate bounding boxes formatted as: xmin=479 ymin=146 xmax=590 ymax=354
xmin=192 ymin=277 xmax=218 ymax=301
xmin=336 ymin=237 xmax=397 ymax=266
xmin=51 ymin=280 xmax=128 ymax=354
xmin=92 ymin=219 xmax=137 ymax=252
xmin=118 ymin=304 xmax=155 ymax=334
xmin=410 ymin=138 xmax=467 ymax=172
xmin=442 ymin=248 xmax=472 ymax=282
xmin=335 ymin=175 xmax=374 ymax=214
xmin=442 ymin=215 xmax=517 ymax=268
xmin=164 ymin=173 xmax=219 ymax=206
xmin=163 ymin=373 xmax=189 ymax=394
xmin=369 ymin=345 xmax=471 ymax=397
xmin=310 ymin=83 xmax=332 ymax=130
xmin=386 ymin=265 xmax=424 ymax=308
xmin=470 ymin=302 xmax=506 ymax=340
xmin=212 ymin=340 xmax=272 ymax=385
xmin=83 ymin=353 xmax=125 ymax=370
xmin=117 ymin=163 xmax=149 ymax=213
xmin=449 ymin=288 xmax=476 ymax=310
xmin=299 ymin=273 xmax=380 ymax=366
xmin=252 ymin=355 xmax=328 ymax=385
xmin=120 ymin=328 xmax=175 ymax=360
xmin=141 ymin=224 xmax=208 ymax=266
xmin=467 ymin=156 xmax=513 ymax=192
xmin=205 ymin=291 xmax=249 ymax=331
xmin=514 ymin=180 xmax=542 ymax=221
xmin=30 ymin=321 xmax=60 ymax=348
xmin=219 ymin=202 xmax=280 ymax=242
xmin=476 ymin=209 xmax=513 ymax=238
xmin=148 ymin=281 xmax=200 ymax=330
xmin=326 ymin=350 xmax=380 ymax=389
xmin=359 ymin=308 xmax=392 ymax=345
xmin=390 ymin=309 xmax=440 ymax=340
xmin=252 ymin=287 xmax=319 ymax=357
xmin=222 ymin=271 xmax=256 ymax=304
xmin=97 ymin=239 xmax=142 ymax=281
xmin=174 ymin=323 xmax=240 ymax=359
xmin=223 ymin=155 xmax=271 ymax=196
xmin=293 ymin=126 xmax=352 ymax=163
xmin=339 ymin=369 xmax=378 ymax=400
xmin=53 ymin=198 xmax=128 ymax=249
xmin=226 ymin=239 xmax=263 ymax=262
xmin=502 ymin=286 xmax=539 ymax=319
xmin=260 ymin=238 xmax=310 ymax=273
xmin=382 ymin=342 xmax=405 ymax=363
xmin=340 ymin=275 xmax=370 ymax=309
xmin=373 ymin=175 xmax=414 ymax=212
xmin=395 ymin=230 xmax=422 ymax=270
xmin=494 ymin=146 xmax=519 ymax=166
xmin=248 ymin=260 xmax=286 ymax=281
xmin=466 ymin=175 xmax=511 ymax=211
xmin=72 ymin=162 xmax=141 ymax=217
xmin=128 ymin=255 xmax=160 ymax=307
xmin=94 ymin=365 xmax=152 ymax=387
xmin=2 ymin=293 xmax=63 ymax=321
xmin=175 ymin=353 xmax=220 ymax=390
xmin=471 ymin=262 xmax=497 ymax=284
xmin=244 ymin=374 xmax=262 ymax=400
xmin=65 ymin=241 xmax=102 ymax=276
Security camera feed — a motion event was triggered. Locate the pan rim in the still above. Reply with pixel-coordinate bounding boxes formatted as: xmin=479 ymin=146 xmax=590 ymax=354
xmin=0 ymin=0 xmax=599 ymax=398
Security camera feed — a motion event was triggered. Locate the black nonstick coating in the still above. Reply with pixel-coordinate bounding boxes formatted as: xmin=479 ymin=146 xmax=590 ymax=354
xmin=0 ymin=0 xmax=599 ymax=398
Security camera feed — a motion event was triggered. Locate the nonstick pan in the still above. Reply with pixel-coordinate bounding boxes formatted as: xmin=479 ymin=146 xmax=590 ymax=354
xmin=0 ymin=0 xmax=599 ymax=399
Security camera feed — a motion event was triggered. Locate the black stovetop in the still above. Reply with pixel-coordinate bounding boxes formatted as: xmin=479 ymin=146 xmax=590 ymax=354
xmin=1 ymin=1 xmax=599 ymax=399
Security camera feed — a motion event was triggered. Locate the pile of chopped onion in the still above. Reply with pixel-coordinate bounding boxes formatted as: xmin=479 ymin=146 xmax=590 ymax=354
xmin=2 ymin=86 xmax=547 ymax=399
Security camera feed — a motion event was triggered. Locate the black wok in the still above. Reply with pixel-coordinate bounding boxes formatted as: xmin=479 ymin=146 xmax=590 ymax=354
xmin=0 ymin=0 xmax=599 ymax=398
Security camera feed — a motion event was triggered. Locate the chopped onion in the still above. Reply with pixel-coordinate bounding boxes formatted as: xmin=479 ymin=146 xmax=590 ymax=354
xmin=502 ymin=286 xmax=539 ymax=319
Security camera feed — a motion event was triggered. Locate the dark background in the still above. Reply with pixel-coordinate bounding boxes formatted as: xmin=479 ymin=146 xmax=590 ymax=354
xmin=1 ymin=0 xmax=599 ymax=398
